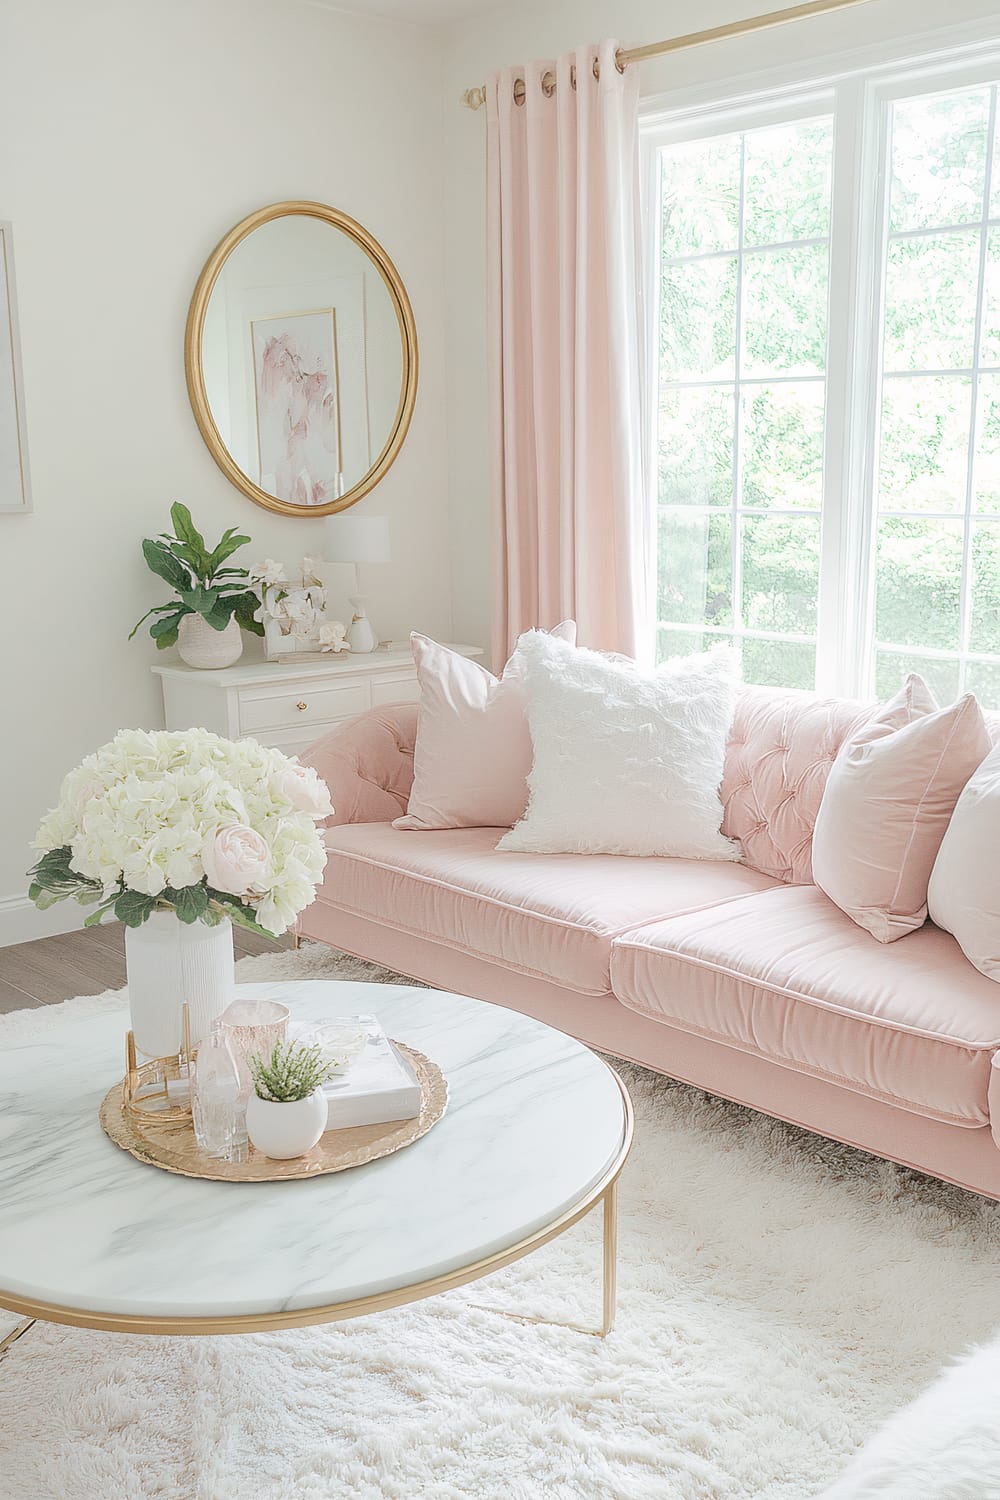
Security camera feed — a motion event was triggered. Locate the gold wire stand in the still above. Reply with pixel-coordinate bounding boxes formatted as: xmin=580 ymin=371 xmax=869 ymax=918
xmin=0 ymin=1317 xmax=35 ymax=1360
xmin=123 ymin=1003 xmax=193 ymax=1123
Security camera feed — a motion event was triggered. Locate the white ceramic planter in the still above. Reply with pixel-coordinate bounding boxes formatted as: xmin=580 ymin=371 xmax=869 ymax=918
xmin=246 ymin=1089 xmax=328 ymax=1160
xmin=125 ymin=910 xmax=235 ymax=1058
xmin=177 ymin=612 xmax=243 ymax=669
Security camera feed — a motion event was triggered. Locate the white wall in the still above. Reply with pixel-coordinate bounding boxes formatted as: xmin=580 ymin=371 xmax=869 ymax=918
xmin=441 ymin=0 xmax=1000 ymax=661
xmin=0 ymin=0 xmax=451 ymax=941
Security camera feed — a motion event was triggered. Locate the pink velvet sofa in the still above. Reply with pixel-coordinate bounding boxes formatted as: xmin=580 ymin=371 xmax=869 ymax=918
xmin=299 ymin=684 xmax=1000 ymax=1201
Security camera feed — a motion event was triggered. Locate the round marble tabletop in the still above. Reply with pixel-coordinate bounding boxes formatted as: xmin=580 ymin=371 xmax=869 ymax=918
xmin=0 ymin=980 xmax=631 ymax=1334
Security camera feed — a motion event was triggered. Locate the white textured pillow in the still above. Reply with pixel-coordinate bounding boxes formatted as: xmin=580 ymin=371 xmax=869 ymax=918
xmin=497 ymin=635 xmax=739 ymax=859
xmin=928 ymin=741 xmax=1000 ymax=979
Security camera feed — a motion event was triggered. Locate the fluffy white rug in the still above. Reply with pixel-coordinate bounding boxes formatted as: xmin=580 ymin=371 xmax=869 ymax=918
xmin=4 ymin=943 xmax=1000 ymax=1500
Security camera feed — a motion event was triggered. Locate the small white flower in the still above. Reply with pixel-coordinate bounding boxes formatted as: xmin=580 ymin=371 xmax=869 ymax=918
xmin=302 ymin=555 xmax=325 ymax=585
xmin=319 ymin=620 xmax=350 ymax=653
xmin=250 ymin=558 xmax=287 ymax=587
xmin=273 ymin=763 xmax=334 ymax=819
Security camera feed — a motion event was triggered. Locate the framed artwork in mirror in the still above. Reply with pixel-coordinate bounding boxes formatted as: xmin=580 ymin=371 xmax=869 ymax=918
xmin=185 ymin=201 xmax=417 ymax=518
xmin=0 ymin=222 xmax=31 ymax=515
xmin=251 ymin=308 xmax=344 ymax=508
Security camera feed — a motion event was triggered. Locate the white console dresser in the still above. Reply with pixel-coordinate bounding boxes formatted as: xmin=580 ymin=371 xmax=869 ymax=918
xmin=152 ymin=645 xmax=482 ymax=756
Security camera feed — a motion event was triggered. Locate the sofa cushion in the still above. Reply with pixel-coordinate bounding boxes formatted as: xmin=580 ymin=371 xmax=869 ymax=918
xmin=812 ymin=676 xmax=990 ymax=943
xmin=612 ymin=885 xmax=1000 ymax=1126
xmin=319 ymin=823 xmax=780 ymax=995
xmin=721 ymin=686 xmax=871 ymax=885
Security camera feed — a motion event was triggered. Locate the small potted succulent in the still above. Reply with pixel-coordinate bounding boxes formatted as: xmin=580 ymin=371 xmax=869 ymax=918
xmin=130 ymin=502 xmax=264 ymax=669
xmin=246 ymin=1039 xmax=337 ymax=1159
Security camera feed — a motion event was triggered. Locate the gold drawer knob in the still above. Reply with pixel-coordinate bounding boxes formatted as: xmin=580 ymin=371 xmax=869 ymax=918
xmin=296 ymin=700 xmax=308 ymax=712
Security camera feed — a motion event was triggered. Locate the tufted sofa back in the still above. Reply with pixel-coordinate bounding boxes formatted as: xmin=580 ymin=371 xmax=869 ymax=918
xmin=302 ymin=684 xmax=1000 ymax=888
xmin=720 ymin=686 xmax=871 ymax=884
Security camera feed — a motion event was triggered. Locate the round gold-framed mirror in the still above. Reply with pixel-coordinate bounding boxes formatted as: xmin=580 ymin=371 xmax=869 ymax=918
xmin=185 ymin=201 xmax=418 ymax=517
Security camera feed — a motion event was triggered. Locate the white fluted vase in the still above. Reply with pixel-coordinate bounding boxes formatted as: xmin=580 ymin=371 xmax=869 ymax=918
xmin=125 ymin=910 xmax=235 ymax=1058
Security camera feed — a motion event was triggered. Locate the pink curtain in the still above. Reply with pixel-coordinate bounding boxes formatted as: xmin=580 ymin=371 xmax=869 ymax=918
xmin=486 ymin=39 xmax=648 ymax=663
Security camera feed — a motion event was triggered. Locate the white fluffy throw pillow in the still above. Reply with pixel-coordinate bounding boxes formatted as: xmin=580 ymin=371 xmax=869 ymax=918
xmin=818 ymin=1336 xmax=1000 ymax=1497
xmin=496 ymin=635 xmax=739 ymax=859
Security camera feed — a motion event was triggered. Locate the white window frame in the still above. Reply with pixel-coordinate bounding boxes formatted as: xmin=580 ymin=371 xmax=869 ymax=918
xmin=640 ymin=21 xmax=1000 ymax=699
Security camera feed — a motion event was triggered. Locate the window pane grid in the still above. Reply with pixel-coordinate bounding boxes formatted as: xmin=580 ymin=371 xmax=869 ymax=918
xmin=662 ymin=234 xmax=829 ymax=267
xmin=658 ymin=621 xmax=816 ymax=645
xmin=656 ymin=115 xmax=832 ymax=691
xmin=888 ymin=216 xmax=1000 ymax=241
xmin=875 ymin=81 xmax=1000 ymax=702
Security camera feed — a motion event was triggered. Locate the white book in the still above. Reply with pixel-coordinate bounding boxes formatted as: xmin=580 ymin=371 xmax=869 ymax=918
xmin=319 ymin=1019 xmax=423 ymax=1132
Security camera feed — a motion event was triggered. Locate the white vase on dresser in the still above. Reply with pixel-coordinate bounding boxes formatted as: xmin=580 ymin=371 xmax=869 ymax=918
xmin=152 ymin=644 xmax=483 ymax=755
xmin=176 ymin=613 xmax=244 ymax=670
xmin=126 ymin=912 xmax=235 ymax=1058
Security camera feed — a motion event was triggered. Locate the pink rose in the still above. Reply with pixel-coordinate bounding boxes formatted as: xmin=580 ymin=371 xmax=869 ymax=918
xmin=203 ymin=825 xmax=272 ymax=896
xmin=274 ymin=763 xmax=334 ymax=819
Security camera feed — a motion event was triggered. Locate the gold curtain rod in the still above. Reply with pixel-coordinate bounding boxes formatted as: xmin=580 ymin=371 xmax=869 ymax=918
xmin=460 ymin=0 xmax=876 ymax=110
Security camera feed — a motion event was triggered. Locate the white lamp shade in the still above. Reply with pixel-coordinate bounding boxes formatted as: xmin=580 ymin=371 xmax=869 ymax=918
xmin=324 ymin=514 xmax=391 ymax=565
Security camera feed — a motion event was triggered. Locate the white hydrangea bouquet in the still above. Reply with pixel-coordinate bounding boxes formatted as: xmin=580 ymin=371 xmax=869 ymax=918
xmin=27 ymin=728 xmax=333 ymax=938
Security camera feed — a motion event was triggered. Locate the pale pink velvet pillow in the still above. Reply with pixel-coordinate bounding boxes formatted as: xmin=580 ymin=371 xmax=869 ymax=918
xmin=811 ymin=675 xmax=990 ymax=942
xmin=393 ymin=624 xmax=577 ymax=831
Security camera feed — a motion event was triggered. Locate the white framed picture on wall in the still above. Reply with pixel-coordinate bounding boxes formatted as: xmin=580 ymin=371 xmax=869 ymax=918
xmin=0 ymin=222 xmax=31 ymax=514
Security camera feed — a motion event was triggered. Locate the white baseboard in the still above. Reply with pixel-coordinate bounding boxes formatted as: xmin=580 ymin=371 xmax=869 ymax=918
xmin=0 ymin=893 xmax=88 ymax=948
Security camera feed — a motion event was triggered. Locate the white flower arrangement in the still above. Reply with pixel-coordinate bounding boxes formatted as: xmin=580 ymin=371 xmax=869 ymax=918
xmin=249 ymin=556 xmax=351 ymax=660
xmin=27 ymin=728 xmax=334 ymax=938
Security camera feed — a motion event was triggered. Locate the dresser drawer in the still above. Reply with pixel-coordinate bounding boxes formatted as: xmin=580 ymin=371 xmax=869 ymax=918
xmin=239 ymin=681 xmax=371 ymax=734
xmin=370 ymin=673 xmax=421 ymax=708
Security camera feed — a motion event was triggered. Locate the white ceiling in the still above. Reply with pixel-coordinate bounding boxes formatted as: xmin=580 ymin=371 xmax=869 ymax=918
xmin=317 ymin=0 xmax=500 ymax=23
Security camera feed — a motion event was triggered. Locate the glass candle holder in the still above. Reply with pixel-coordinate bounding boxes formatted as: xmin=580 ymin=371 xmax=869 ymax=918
xmin=218 ymin=999 xmax=290 ymax=1099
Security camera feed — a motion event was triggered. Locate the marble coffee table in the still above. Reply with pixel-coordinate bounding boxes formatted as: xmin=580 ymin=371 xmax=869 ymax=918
xmin=0 ymin=980 xmax=632 ymax=1349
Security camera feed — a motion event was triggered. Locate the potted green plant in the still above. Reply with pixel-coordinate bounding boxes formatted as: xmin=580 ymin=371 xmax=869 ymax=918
xmin=246 ymin=1039 xmax=338 ymax=1159
xmin=130 ymin=502 xmax=264 ymax=669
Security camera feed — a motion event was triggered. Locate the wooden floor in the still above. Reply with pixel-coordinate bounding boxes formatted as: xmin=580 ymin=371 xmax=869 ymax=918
xmin=0 ymin=922 xmax=292 ymax=1013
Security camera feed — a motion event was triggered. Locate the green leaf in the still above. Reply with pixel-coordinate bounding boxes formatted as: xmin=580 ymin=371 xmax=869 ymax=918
xmin=169 ymin=502 xmax=208 ymax=557
xmin=206 ymin=529 xmax=252 ymax=577
xmin=28 ymin=846 xmax=75 ymax=883
xmin=177 ymin=584 xmax=224 ymax=617
xmin=83 ymin=895 xmax=119 ymax=928
xmin=209 ymin=891 xmax=276 ymax=938
xmin=142 ymin=538 xmax=192 ymax=592
xmin=201 ymin=603 xmax=235 ymax=631
xmin=114 ymin=890 xmax=158 ymax=928
xmin=26 ymin=848 xmax=101 ymax=906
xmin=155 ymin=626 xmax=181 ymax=650
xmin=167 ymin=540 xmax=212 ymax=581
xmin=128 ymin=603 xmax=180 ymax=641
xmin=164 ymin=883 xmax=209 ymax=924
xmin=234 ymin=591 xmax=265 ymax=637
xmin=150 ymin=609 xmax=187 ymax=640
xmin=29 ymin=883 xmax=65 ymax=911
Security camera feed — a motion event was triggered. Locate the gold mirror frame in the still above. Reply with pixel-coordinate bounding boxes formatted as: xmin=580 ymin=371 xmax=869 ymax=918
xmin=184 ymin=200 xmax=418 ymax=518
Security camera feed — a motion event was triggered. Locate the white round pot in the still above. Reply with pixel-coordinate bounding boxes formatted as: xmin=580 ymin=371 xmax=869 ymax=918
xmin=177 ymin=612 xmax=243 ymax=669
xmin=125 ymin=910 xmax=235 ymax=1058
xmin=246 ymin=1089 xmax=327 ymax=1160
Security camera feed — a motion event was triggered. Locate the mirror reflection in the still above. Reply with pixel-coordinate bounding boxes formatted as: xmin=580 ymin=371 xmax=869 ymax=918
xmin=189 ymin=206 xmax=415 ymax=515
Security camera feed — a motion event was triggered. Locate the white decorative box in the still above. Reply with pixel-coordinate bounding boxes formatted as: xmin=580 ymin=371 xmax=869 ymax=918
xmin=319 ymin=1019 xmax=423 ymax=1132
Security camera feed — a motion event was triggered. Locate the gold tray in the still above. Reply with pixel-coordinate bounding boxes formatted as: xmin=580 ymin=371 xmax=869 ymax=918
xmin=99 ymin=1043 xmax=448 ymax=1183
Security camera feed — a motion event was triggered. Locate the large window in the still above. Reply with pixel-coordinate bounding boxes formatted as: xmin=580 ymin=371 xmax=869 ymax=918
xmin=646 ymin=57 xmax=1000 ymax=705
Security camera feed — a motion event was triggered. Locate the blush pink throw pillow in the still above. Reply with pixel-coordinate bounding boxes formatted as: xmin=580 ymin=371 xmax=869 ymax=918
xmin=811 ymin=675 xmax=990 ymax=942
xmin=393 ymin=624 xmax=577 ymax=831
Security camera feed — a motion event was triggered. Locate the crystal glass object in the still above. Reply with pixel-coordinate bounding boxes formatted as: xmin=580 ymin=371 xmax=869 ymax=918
xmin=191 ymin=1030 xmax=246 ymax=1160
xmin=218 ymin=999 xmax=290 ymax=1100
